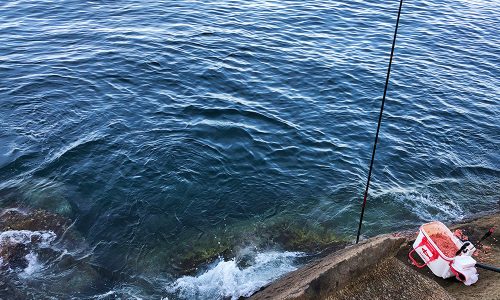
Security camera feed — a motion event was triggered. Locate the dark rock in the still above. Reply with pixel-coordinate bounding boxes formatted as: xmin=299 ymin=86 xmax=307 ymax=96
xmin=0 ymin=242 xmax=29 ymax=270
xmin=0 ymin=208 xmax=70 ymax=236
xmin=0 ymin=208 xmax=67 ymax=270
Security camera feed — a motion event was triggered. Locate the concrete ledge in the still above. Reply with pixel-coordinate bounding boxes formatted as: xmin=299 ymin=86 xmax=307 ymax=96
xmin=250 ymin=234 xmax=406 ymax=300
xmin=325 ymin=258 xmax=454 ymax=300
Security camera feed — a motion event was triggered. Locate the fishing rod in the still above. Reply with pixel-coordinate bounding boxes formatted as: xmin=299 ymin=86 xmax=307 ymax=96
xmin=455 ymin=227 xmax=495 ymax=256
xmin=356 ymin=0 xmax=404 ymax=244
xmin=455 ymin=227 xmax=500 ymax=273
xmin=476 ymin=227 xmax=495 ymax=246
xmin=476 ymin=262 xmax=500 ymax=273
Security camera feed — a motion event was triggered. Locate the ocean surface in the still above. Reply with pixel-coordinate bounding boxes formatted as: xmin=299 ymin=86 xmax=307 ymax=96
xmin=0 ymin=0 xmax=498 ymax=298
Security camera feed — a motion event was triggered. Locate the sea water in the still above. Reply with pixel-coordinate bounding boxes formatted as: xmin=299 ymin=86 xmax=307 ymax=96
xmin=0 ymin=0 xmax=498 ymax=298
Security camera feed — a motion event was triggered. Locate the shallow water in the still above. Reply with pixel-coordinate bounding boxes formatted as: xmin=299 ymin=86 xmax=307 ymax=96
xmin=0 ymin=0 xmax=499 ymax=298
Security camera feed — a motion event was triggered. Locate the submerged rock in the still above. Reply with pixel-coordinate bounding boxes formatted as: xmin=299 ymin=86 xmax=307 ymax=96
xmin=49 ymin=259 xmax=104 ymax=295
xmin=176 ymin=245 xmax=233 ymax=275
xmin=166 ymin=218 xmax=348 ymax=276
xmin=0 ymin=180 xmax=75 ymax=217
xmin=255 ymin=219 xmax=348 ymax=253
xmin=20 ymin=179 xmax=74 ymax=216
xmin=0 ymin=208 xmax=70 ymax=236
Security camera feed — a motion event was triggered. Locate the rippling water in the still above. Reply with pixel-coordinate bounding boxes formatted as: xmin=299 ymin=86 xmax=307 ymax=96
xmin=0 ymin=0 xmax=498 ymax=298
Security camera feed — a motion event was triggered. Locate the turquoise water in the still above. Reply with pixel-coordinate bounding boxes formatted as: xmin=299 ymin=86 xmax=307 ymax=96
xmin=0 ymin=0 xmax=498 ymax=298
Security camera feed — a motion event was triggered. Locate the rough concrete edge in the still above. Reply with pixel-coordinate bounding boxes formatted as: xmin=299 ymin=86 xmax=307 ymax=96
xmin=451 ymin=209 xmax=499 ymax=227
xmin=250 ymin=234 xmax=406 ymax=300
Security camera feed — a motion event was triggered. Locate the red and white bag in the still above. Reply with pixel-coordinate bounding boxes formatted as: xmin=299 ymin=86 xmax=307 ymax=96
xmin=409 ymin=221 xmax=478 ymax=285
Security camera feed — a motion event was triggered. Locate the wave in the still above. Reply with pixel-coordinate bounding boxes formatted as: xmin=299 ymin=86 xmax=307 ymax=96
xmin=0 ymin=229 xmax=56 ymax=248
xmin=168 ymin=250 xmax=304 ymax=300
xmin=0 ymin=229 xmax=56 ymax=276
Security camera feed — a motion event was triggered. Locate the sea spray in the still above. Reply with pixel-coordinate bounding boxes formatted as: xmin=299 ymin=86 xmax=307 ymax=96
xmin=0 ymin=230 xmax=57 ymax=247
xmin=169 ymin=250 xmax=304 ymax=300
xmin=0 ymin=230 xmax=57 ymax=271
xmin=21 ymin=251 xmax=42 ymax=276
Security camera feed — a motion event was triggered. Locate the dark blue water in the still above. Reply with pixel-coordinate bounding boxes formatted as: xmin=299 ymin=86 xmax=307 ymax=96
xmin=0 ymin=0 xmax=498 ymax=298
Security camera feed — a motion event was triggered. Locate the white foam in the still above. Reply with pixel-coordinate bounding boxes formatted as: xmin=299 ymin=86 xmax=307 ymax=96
xmin=22 ymin=252 xmax=42 ymax=276
xmin=169 ymin=250 xmax=303 ymax=300
xmin=0 ymin=230 xmax=57 ymax=248
xmin=91 ymin=287 xmax=145 ymax=300
xmin=396 ymin=191 xmax=464 ymax=221
xmin=0 ymin=230 xmax=57 ymax=275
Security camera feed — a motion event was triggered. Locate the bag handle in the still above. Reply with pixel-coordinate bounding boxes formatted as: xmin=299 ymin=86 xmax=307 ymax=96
xmin=408 ymin=236 xmax=438 ymax=268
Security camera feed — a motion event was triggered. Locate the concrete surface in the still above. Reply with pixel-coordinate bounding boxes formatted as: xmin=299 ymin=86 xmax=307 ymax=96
xmin=325 ymin=258 xmax=454 ymax=300
xmin=250 ymin=234 xmax=405 ymax=300
xmin=250 ymin=212 xmax=500 ymax=300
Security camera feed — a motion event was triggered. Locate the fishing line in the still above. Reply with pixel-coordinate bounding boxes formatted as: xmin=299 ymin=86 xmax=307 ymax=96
xmin=356 ymin=0 xmax=404 ymax=244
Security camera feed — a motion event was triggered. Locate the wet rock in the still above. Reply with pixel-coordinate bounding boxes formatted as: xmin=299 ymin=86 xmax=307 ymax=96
xmin=1 ymin=210 xmax=59 ymax=265
xmin=0 ymin=242 xmax=29 ymax=270
xmin=163 ymin=218 xmax=349 ymax=276
xmin=0 ymin=207 xmax=104 ymax=297
xmin=0 ymin=180 xmax=75 ymax=217
xmin=0 ymin=208 xmax=70 ymax=236
xmin=0 ymin=229 xmax=57 ymax=271
xmin=172 ymin=241 xmax=233 ymax=275
xmin=0 ymin=208 xmax=70 ymax=270
xmin=253 ymin=219 xmax=349 ymax=254
xmin=49 ymin=262 xmax=102 ymax=295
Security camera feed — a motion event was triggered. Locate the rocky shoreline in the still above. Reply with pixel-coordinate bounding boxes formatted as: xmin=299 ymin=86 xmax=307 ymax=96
xmin=1 ymin=205 xmax=498 ymax=299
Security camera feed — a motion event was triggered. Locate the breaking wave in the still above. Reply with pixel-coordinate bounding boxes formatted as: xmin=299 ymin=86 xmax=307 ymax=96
xmin=168 ymin=250 xmax=304 ymax=300
xmin=0 ymin=230 xmax=56 ymax=248
xmin=0 ymin=230 xmax=57 ymax=276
